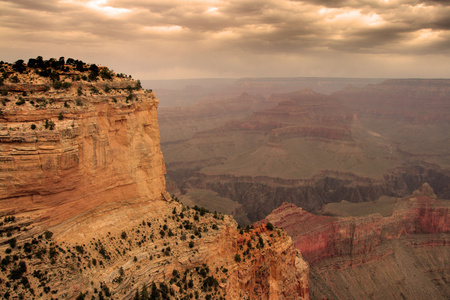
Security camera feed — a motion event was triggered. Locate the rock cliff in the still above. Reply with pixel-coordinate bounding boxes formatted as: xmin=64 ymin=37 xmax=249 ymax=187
xmin=0 ymin=59 xmax=167 ymax=227
xmin=0 ymin=59 xmax=308 ymax=299
xmin=264 ymin=184 xmax=449 ymax=299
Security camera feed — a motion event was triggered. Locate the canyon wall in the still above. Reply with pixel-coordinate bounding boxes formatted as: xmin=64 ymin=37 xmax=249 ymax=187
xmin=0 ymin=65 xmax=168 ymax=226
xmin=264 ymin=184 xmax=449 ymax=299
xmin=0 ymin=60 xmax=308 ymax=299
xmin=184 ymin=165 xmax=450 ymax=223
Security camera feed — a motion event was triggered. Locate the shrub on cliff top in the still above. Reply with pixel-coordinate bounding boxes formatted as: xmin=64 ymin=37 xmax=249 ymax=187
xmin=12 ymin=60 xmax=26 ymax=73
xmin=88 ymin=64 xmax=99 ymax=81
xmin=100 ymin=68 xmax=113 ymax=80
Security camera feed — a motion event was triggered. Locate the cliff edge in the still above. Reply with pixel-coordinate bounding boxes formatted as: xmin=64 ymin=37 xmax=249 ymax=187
xmin=0 ymin=58 xmax=309 ymax=299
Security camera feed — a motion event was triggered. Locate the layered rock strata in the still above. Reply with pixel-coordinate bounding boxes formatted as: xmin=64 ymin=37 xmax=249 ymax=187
xmin=184 ymin=165 xmax=450 ymax=223
xmin=264 ymin=184 xmax=449 ymax=299
xmin=0 ymin=60 xmax=309 ymax=299
xmin=0 ymin=61 xmax=167 ymax=226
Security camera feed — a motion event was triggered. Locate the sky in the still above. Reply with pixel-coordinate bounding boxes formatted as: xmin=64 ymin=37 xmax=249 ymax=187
xmin=1 ymin=0 xmax=449 ymax=80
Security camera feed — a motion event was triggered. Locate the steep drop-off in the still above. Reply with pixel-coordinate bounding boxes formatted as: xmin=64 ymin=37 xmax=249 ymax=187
xmin=0 ymin=59 xmax=309 ymax=299
xmin=264 ymin=184 xmax=449 ymax=299
xmin=0 ymin=61 xmax=167 ymax=227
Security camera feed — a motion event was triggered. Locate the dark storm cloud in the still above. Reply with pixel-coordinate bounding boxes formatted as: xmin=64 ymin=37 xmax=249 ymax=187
xmin=1 ymin=0 xmax=64 ymax=12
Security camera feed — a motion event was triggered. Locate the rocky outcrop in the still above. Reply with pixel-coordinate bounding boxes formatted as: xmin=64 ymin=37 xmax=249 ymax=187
xmin=0 ymin=62 xmax=167 ymax=226
xmin=264 ymin=184 xmax=449 ymax=299
xmin=0 ymin=198 xmax=309 ymax=299
xmin=226 ymin=224 xmax=309 ymax=299
xmin=0 ymin=60 xmax=309 ymax=299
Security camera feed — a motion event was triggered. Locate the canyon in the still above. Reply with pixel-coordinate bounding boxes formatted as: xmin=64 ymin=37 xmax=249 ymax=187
xmin=0 ymin=59 xmax=309 ymax=299
xmin=264 ymin=183 xmax=449 ymax=299
xmin=155 ymin=77 xmax=450 ymax=299
xmin=1 ymin=59 xmax=448 ymax=299
xmin=158 ymin=79 xmax=450 ymax=224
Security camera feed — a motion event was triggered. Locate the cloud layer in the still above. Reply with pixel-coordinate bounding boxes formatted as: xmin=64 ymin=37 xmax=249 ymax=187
xmin=1 ymin=0 xmax=449 ymax=79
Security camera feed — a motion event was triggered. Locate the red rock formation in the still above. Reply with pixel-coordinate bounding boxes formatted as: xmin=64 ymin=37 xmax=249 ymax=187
xmin=264 ymin=184 xmax=450 ymax=299
xmin=265 ymin=184 xmax=449 ymax=267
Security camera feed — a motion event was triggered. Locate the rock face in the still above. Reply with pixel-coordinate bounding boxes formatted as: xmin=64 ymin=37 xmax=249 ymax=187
xmin=0 ymin=60 xmax=308 ymax=299
xmin=0 ymin=62 xmax=167 ymax=226
xmin=264 ymin=184 xmax=450 ymax=299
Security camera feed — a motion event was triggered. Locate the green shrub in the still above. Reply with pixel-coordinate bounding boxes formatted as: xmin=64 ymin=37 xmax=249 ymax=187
xmin=100 ymin=68 xmax=113 ymax=80
xmin=76 ymin=292 xmax=85 ymax=300
xmin=7 ymin=238 xmax=16 ymax=248
xmin=44 ymin=230 xmax=53 ymax=239
xmin=44 ymin=119 xmax=55 ymax=130
xmin=88 ymin=71 xmax=98 ymax=81
xmin=90 ymin=86 xmax=99 ymax=94
xmin=52 ymin=81 xmax=62 ymax=89
xmin=10 ymin=75 xmax=19 ymax=83
xmin=9 ymin=261 xmax=26 ymax=280
xmin=15 ymin=99 xmax=26 ymax=105
xmin=75 ymin=245 xmax=84 ymax=254
xmin=61 ymin=82 xmax=72 ymax=89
